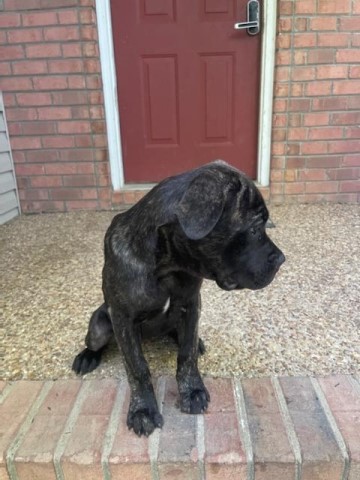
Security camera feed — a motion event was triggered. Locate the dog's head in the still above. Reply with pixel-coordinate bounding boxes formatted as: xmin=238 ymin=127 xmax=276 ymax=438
xmin=174 ymin=161 xmax=285 ymax=291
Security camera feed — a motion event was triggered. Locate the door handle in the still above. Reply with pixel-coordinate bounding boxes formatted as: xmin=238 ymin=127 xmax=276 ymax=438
xmin=234 ymin=0 xmax=260 ymax=35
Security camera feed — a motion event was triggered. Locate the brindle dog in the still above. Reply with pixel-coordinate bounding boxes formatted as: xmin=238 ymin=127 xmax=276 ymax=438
xmin=73 ymin=160 xmax=285 ymax=436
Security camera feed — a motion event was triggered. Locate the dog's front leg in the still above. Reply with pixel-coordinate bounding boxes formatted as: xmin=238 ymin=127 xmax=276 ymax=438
xmin=176 ymin=294 xmax=210 ymax=414
xmin=111 ymin=308 xmax=163 ymax=436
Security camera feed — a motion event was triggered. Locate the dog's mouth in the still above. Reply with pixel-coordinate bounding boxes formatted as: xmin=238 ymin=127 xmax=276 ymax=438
xmin=215 ymin=278 xmax=242 ymax=291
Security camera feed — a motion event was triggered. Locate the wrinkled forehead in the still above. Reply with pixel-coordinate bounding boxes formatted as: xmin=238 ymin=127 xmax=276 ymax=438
xmin=234 ymin=175 xmax=269 ymax=226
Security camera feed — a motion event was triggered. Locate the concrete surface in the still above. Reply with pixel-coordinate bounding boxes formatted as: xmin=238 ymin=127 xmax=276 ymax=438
xmin=1 ymin=204 xmax=359 ymax=380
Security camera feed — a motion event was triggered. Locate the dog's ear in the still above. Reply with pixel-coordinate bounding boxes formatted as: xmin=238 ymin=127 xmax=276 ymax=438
xmin=176 ymin=171 xmax=225 ymax=240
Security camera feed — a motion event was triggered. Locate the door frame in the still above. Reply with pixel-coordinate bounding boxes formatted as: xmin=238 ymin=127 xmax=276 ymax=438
xmin=95 ymin=0 xmax=277 ymax=190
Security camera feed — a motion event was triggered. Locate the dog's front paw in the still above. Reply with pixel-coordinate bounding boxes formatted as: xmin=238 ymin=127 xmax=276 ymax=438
xmin=72 ymin=348 xmax=102 ymax=375
xmin=179 ymin=385 xmax=210 ymax=414
xmin=127 ymin=407 xmax=164 ymax=437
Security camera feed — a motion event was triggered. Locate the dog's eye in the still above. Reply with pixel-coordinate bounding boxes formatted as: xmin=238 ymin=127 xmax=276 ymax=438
xmin=250 ymin=227 xmax=257 ymax=236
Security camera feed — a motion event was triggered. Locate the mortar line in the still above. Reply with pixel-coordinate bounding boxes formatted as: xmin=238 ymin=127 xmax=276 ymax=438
xmin=0 ymin=382 xmax=14 ymax=405
xmin=101 ymin=379 xmax=128 ymax=480
xmin=271 ymin=377 xmax=302 ymax=480
xmin=6 ymin=381 xmax=53 ymax=480
xmin=311 ymin=377 xmax=350 ymax=480
xmin=148 ymin=376 xmax=166 ymax=480
xmin=233 ymin=378 xmax=254 ymax=480
xmin=196 ymin=414 xmax=205 ymax=480
xmin=53 ymin=380 xmax=92 ymax=480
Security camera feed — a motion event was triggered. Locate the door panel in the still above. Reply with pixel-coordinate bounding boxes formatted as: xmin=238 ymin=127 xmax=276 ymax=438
xmin=111 ymin=0 xmax=261 ymax=182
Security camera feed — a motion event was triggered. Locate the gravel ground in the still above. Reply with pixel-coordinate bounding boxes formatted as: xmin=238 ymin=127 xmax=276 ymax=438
xmin=1 ymin=204 xmax=359 ymax=381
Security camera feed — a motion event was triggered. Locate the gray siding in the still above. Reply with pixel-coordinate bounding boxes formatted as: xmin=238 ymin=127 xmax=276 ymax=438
xmin=0 ymin=92 xmax=20 ymax=224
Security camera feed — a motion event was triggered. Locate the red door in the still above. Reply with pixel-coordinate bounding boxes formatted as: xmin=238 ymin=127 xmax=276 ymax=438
xmin=111 ymin=0 xmax=261 ymax=183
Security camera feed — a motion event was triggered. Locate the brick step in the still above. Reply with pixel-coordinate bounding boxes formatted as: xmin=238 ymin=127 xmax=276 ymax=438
xmin=0 ymin=375 xmax=359 ymax=479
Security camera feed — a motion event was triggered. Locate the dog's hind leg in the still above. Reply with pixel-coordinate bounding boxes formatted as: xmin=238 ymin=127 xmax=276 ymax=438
xmin=72 ymin=303 xmax=113 ymax=375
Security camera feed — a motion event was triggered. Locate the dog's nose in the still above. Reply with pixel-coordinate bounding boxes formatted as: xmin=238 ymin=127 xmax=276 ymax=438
xmin=268 ymin=251 xmax=285 ymax=267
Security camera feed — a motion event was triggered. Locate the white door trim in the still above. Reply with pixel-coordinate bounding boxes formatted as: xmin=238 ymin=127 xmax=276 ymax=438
xmin=95 ymin=0 xmax=276 ymax=189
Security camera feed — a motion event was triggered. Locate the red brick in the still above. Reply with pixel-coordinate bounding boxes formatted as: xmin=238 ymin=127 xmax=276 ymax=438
xmin=336 ymin=49 xmax=360 ymax=63
xmin=0 ymin=45 xmax=24 ymax=61
xmin=37 ymin=106 xmax=72 ymax=120
xmin=295 ymin=0 xmax=316 ymax=14
xmin=84 ymin=59 xmax=101 ymax=73
xmin=68 ymin=75 xmax=86 ymax=89
xmin=332 ymin=112 xmax=360 ymax=125
xmin=21 ymin=121 xmax=57 ymax=135
xmin=45 ymin=162 xmax=94 ymax=175
xmin=306 ymin=156 xmax=342 ymax=169
xmin=303 ymin=112 xmax=330 ymax=126
xmin=25 ymin=43 xmax=61 ymax=58
xmin=0 ymin=62 xmax=11 ymax=76
xmin=288 ymin=98 xmax=311 ymax=111
xmin=276 ymin=51 xmax=291 ymax=66
xmin=80 ymin=25 xmax=98 ymax=41
xmin=308 ymin=49 xmax=335 ymax=64
xmin=333 ymin=81 xmax=360 ymax=95
xmin=11 ymin=136 xmax=41 ymax=150
xmin=16 ymin=92 xmax=52 ymax=106
xmin=50 ymin=188 xmax=82 ymax=201
xmin=49 ymin=59 xmax=84 ymax=74
xmin=318 ymin=376 xmax=360 ymax=480
xmin=309 ymin=17 xmax=337 ymax=31
xmin=342 ymin=155 xmax=360 ymax=167
xmin=7 ymin=28 xmax=43 ymax=43
xmin=42 ymin=136 xmax=75 ymax=148
xmin=0 ymin=382 xmax=44 ymax=480
xmin=316 ymin=65 xmax=348 ymax=79
xmin=306 ymin=81 xmax=332 ymax=96
xmin=0 ymin=13 xmax=21 ymax=27
xmin=293 ymin=50 xmax=307 ymax=65
xmin=352 ymin=34 xmax=360 ymax=47
xmin=61 ymin=380 xmax=117 ymax=480
xmin=339 ymin=17 xmax=360 ymax=31
xmin=12 ymin=60 xmax=48 ymax=75
xmin=59 ymin=148 xmax=93 ymax=161
xmin=298 ymin=169 xmax=328 ymax=181
xmin=328 ymin=168 xmax=359 ymax=180
xmin=313 ymin=97 xmax=348 ymax=111
xmin=0 ymin=77 xmax=32 ymax=92
xmin=279 ymin=1 xmax=293 ymax=15
xmin=26 ymin=150 xmax=59 ymax=163
xmin=79 ymin=8 xmax=95 ymax=24
xmin=295 ymin=18 xmax=307 ymax=32
xmin=33 ymin=76 xmax=68 ymax=90
xmin=62 ymin=43 xmax=83 ymax=58
xmin=301 ymin=142 xmax=329 ymax=155
xmin=284 ymin=182 xmax=305 ymax=195
xmin=318 ymin=0 xmax=351 ymax=13
xmin=294 ymin=33 xmax=317 ymax=48
xmin=329 ymin=140 xmax=360 ymax=153
xmin=308 ymin=127 xmax=343 ymax=140
xmin=350 ymin=66 xmax=360 ymax=78
xmin=318 ymin=33 xmax=350 ymax=47
xmin=280 ymin=377 xmax=344 ymax=480
xmin=6 ymin=107 xmax=38 ymax=121
xmin=30 ymin=176 xmax=63 ymax=188
xmin=278 ymin=18 xmax=292 ymax=32
xmin=286 ymin=157 xmax=305 ymax=169
xmin=63 ymin=175 xmax=96 ymax=187
xmin=15 ymin=163 xmax=45 ymax=176
xmin=22 ymin=11 xmax=58 ymax=26
xmin=52 ymin=91 xmax=88 ymax=105
xmin=276 ymin=34 xmax=291 ymax=49
xmin=241 ymin=378 xmax=295 ymax=480
xmin=14 ymin=381 xmax=81 ymax=480
xmin=157 ymin=378 xmax=199 ymax=480
xmin=44 ymin=26 xmax=80 ymax=42
xmin=288 ymin=128 xmax=307 ymax=141
xmin=305 ymin=181 xmax=339 ymax=193
xmin=58 ymin=121 xmax=91 ymax=134
xmin=72 ymin=106 xmax=90 ymax=119
xmin=58 ymin=10 xmax=79 ymax=24
xmin=340 ymin=181 xmax=360 ymax=192
xmin=291 ymin=66 xmax=316 ymax=81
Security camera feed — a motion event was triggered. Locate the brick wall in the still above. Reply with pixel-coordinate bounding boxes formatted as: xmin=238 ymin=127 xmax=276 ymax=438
xmin=0 ymin=0 xmax=112 ymax=212
xmin=272 ymin=0 xmax=360 ymax=203
xmin=0 ymin=0 xmax=359 ymax=212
